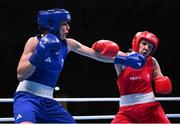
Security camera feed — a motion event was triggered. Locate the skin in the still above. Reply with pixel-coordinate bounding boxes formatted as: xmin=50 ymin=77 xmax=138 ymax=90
xmin=17 ymin=22 xmax=116 ymax=82
xmin=138 ymin=39 xmax=163 ymax=79
xmin=138 ymin=39 xmax=154 ymax=58
xmin=114 ymin=39 xmax=163 ymax=79
xmin=17 ymin=21 xmax=120 ymax=124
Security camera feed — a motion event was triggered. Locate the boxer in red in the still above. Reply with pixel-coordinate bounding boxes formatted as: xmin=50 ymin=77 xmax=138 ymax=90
xmin=93 ymin=31 xmax=172 ymax=123
xmin=112 ymin=31 xmax=172 ymax=123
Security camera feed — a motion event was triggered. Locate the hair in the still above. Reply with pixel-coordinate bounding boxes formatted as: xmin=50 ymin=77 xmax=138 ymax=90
xmin=37 ymin=26 xmax=48 ymax=34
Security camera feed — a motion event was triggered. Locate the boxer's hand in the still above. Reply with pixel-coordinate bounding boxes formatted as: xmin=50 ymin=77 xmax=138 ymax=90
xmin=92 ymin=40 xmax=119 ymax=57
xmin=155 ymin=76 xmax=172 ymax=94
xmin=29 ymin=33 xmax=61 ymax=66
xmin=115 ymin=52 xmax=145 ymax=69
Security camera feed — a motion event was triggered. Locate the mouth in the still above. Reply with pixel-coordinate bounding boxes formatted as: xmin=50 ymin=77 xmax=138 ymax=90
xmin=60 ymin=33 xmax=67 ymax=39
xmin=141 ymin=51 xmax=147 ymax=56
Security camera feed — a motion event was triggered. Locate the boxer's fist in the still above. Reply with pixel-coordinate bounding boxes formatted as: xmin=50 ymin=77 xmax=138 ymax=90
xmin=115 ymin=52 xmax=145 ymax=69
xmin=29 ymin=33 xmax=61 ymax=66
xmin=36 ymin=33 xmax=61 ymax=56
xmin=126 ymin=52 xmax=145 ymax=69
xmin=155 ymin=76 xmax=172 ymax=94
xmin=92 ymin=40 xmax=119 ymax=57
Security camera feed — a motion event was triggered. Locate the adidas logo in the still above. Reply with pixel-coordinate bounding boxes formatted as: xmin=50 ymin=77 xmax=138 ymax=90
xmin=44 ymin=57 xmax=52 ymax=63
xmin=137 ymin=62 xmax=142 ymax=66
xmin=16 ymin=114 xmax=22 ymax=120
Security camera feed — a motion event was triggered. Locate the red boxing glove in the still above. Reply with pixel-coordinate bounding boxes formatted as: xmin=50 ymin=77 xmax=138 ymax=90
xmin=154 ymin=76 xmax=172 ymax=94
xmin=92 ymin=40 xmax=120 ymax=57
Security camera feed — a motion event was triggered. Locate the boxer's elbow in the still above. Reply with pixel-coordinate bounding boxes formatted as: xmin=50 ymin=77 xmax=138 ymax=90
xmin=17 ymin=71 xmax=32 ymax=82
xmin=17 ymin=73 xmax=24 ymax=82
xmin=17 ymin=63 xmax=36 ymax=81
xmin=17 ymin=69 xmax=26 ymax=81
xmin=17 ymin=68 xmax=30 ymax=81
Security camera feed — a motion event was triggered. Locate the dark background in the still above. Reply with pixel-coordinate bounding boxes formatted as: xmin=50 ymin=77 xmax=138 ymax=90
xmin=0 ymin=0 xmax=180 ymax=123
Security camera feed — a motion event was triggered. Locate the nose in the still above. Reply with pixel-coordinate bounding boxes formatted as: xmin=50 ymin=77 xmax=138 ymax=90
xmin=66 ymin=24 xmax=70 ymax=31
xmin=64 ymin=24 xmax=70 ymax=34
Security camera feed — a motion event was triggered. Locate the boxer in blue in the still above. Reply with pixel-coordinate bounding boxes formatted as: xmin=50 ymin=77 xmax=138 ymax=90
xmin=13 ymin=9 xmax=145 ymax=123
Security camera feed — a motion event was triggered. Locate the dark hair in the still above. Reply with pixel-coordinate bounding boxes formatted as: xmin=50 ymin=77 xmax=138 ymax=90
xmin=128 ymin=48 xmax=133 ymax=52
xmin=38 ymin=26 xmax=48 ymax=34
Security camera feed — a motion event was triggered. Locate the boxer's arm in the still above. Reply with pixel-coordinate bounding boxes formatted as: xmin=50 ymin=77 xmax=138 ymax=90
xmin=152 ymin=57 xmax=163 ymax=78
xmin=91 ymin=40 xmax=145 ymax=69
xmin=66 ymin=38 xmax=145 ymax=69
xmin=17 ymin=37 xmax=37 ymax=81
xmin=114 ymin=51 xmax=127 ymax=76
xmin=153 ymin=57 xmax=172 ymax=94
xmin=66 ymin=38 xmax=115 ymax=63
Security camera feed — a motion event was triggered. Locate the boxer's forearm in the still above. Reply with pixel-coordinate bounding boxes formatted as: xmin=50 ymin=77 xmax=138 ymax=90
xmin=17 ymin=54 xmax=36 ymax=81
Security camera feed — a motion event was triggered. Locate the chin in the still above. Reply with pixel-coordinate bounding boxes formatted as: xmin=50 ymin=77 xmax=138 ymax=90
xmin=61 ymin=36 xmax=66 ymax=40
xmin=141 ymin=53 xmax=147 ymax=57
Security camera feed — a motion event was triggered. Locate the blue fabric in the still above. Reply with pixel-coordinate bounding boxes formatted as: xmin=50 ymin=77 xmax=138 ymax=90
xmin=27 ymin=35 xmax=68 ymax=88
xmin=38 ymin=9 xmax=71 ymax=34
xmin=14 ymin=92 xmax=76 ymax=123
xmin=115 ymin=52 xmax=145 ymax=69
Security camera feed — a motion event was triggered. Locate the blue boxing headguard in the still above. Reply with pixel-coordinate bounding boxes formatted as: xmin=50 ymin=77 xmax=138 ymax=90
xmin=37 ymin=9 xmax=71 ymax=34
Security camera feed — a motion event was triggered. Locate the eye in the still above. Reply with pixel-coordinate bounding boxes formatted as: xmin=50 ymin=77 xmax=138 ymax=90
xmin=142 ymin=42 xmax=147 ymax=46
xmin=148 ymin=45 xmax=153 ymax=49
xmin=61 ymin=22 xmax=68 ymax=26
xmin=62 ymin=23 xmax=67 ymax=26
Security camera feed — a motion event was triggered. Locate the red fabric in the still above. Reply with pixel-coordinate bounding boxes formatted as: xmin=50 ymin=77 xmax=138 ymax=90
xmin=92 ymin=40 xmax=119 ymax=57
xmin=111 ymin=102 xmax=170 ymax=123
xmin=117 ymin=57 xmax=154 ymax=95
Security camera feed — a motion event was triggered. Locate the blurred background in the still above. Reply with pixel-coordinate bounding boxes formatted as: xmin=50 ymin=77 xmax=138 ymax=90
xmin=0 ymin=0 xmax=180 ymax=123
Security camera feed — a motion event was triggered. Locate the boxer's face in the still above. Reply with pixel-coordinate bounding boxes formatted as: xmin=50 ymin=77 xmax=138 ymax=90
xmin=60 ymin=22 xmax=70 ymax=40
xmin=139 ymin=39 xmax=154 ymax=57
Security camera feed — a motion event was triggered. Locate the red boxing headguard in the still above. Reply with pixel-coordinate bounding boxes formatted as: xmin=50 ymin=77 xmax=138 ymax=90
xmin=132 ymin=31 xmax=159 ymax=55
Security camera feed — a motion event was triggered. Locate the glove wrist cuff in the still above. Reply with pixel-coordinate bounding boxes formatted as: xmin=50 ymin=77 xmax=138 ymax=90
xmin=114 ymin=55 xmax=127 ymax=65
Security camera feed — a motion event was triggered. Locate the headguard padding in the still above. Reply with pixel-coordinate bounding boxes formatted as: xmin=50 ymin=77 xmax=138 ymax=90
xmin=37 ymin=9 xmax=71 ymax=34
xmin=132 ymin=31 xmax=159 ymax=55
